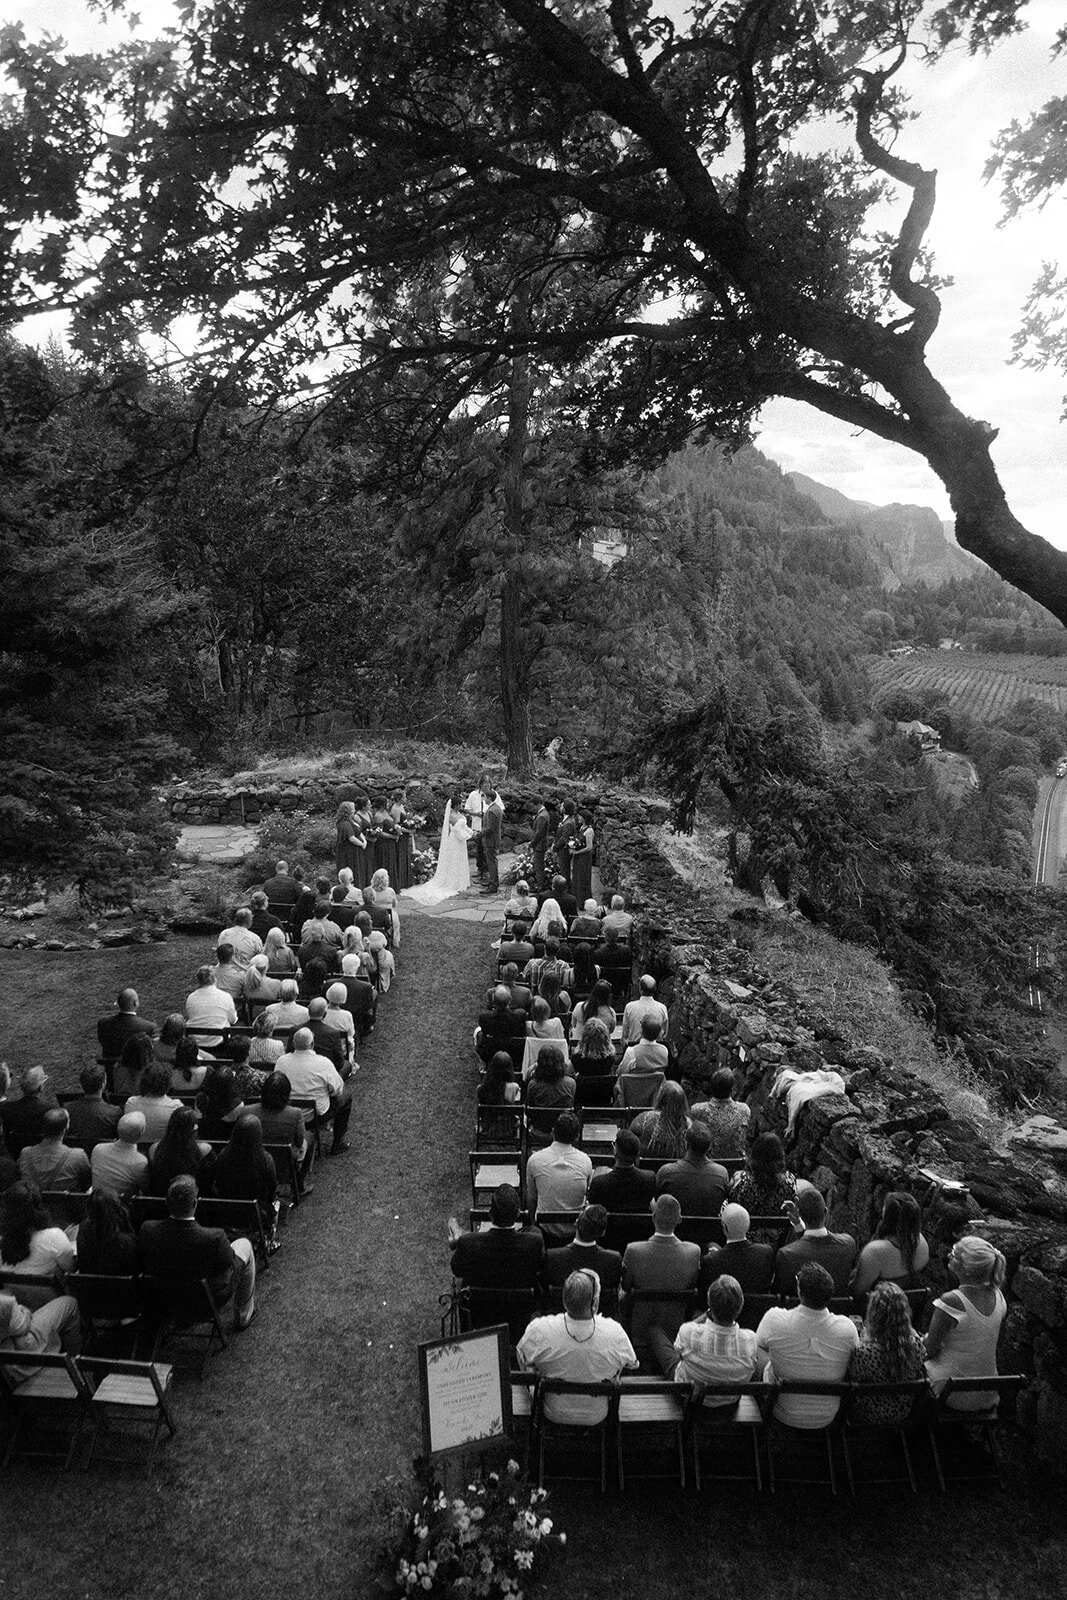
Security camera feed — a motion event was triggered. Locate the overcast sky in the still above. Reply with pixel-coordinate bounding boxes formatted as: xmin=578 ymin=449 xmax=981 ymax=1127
xmin=10 ymin=0 xmax=1067 ymax=546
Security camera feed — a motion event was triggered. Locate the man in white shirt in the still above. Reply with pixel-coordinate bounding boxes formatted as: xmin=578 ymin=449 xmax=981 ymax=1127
xmin=615 ymin=1017 xmax=669 ymax=1077
xmin=263 ymin=980 xmax=311 ymax=1031
xmin=217 ymin=908 xmax=263 ymax=972
xmin=90 ymin=1112 xmax=149 ymax=1200
xmin=17 ymin=1109 xmax=91 ymax=1193
xmin=601 ymin=896 xmax=634 ymax=937
xmin=756 ymin=1262 xmax=859 ymax=1428
xmin=276 ymin=1027 xmax=353 ymax=1155
xmin=185 ymin=965 xmax=239 ymax=1049
xmin=620 ymin=976 xmax=669 ymax=1047
xmin=523 ymin=1112 xmax=591 ymax=1236
xmin=464 ymin=779 xmax=488 ymax=878
xmin=517 ymin=1268 xmax=637 ymax=1424
xmin=651 ymin=1274 xmax=761 ymax=1402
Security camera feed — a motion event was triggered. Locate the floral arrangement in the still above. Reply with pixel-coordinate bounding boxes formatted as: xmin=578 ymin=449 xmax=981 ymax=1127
xmin=412 ymin=845 xmax=437 ymax=884
xmin=501 ymin=851 xmax=535 ymax=889
xmin=395 ymin=1459 xmax=564 ymax=1598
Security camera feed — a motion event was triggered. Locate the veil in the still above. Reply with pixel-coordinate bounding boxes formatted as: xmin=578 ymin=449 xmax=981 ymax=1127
xmin=438 ymin=799 xmax=452 ymax=860
xmin=403 ymin=794 xmax=463 ymax=902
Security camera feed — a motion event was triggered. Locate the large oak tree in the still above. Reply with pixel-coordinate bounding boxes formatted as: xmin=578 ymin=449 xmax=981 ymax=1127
xmin=2 ymin=0 xmax=1065 ymax=626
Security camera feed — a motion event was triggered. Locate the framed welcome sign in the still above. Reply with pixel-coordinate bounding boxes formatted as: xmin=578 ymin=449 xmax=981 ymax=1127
xmin=418 ymin=1325 xmax=512 ymax=1460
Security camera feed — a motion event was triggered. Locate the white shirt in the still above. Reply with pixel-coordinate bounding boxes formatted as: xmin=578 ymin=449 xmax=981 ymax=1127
xmin=617 ymin=1039 xmax=669 ymax=1076
xmin=90 ymin=1141 xmax=148 ymax=1200
xmin=517 ymin=1314 xmax=637 ymax=1422
xmin=123 ymin=1094 xmax=182 ymax=1143
xmin=324 ymin=1005 xmax=356 ymax=1049
xmin=525 ymin=1141 xmax=592 ymax=1216
xmin=465 ymin=789 xmax=486 ymax=834
xmin=218 ymin=926 xmax=264 ymax=971
xmin=184 ymin=984 xmax=239 ymax=1046
xmin=276 ymin=1048 xmax=345 ymax=1118
xmin=263 ymin=1000 xmax=311 ymax=1029
xmin=672 ymin=1318 xmax=761 ymax=1398
xmin=620 ymin=996 xmax=669 ymax=1046
xmin=756 ymin=1304 xmax=859 ymax=1428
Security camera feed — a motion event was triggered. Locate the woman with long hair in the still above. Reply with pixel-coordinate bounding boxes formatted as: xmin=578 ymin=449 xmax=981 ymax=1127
xmin=569 ymin=811 xmax=595 ymax=906
xmin=244 ymin=953 xmax=282 ymax=1009
xmin=263 ymin=926 xmax=298 ymax=978
xmin=631 ymin=1080 xmax=691 ymax=1160
xmin=523 ymin=1045 xmax=576 ymax=1148
xmin=123 ymin=1062 xmax=182 ymax=1142
xmin=569 ymin=941 xmax=599 ymax=999
xmin=153 ymin=1013 xmax=187 ymax=1070
xmin=405 ymin=791 xmax=472 ymax=903
xmin=148 ymin=1105 xmax=213 ymax=1195
xmin=571 ymin=1017 xmax=617 ymax=1108
xmin=729 ymin=1132 xmax=799 ymax=1219
xmin=371 ymin=867 xmax=401 ymax=949
xmin=570 ymin=978 xmax=616 ymax=1041
xmin=851 ymin=1192 xmax=931 ymax=1295
xmin=537 ymin=967 xmax=565 ymax=1018
xmin=76 ymin=1187 xmax=138 ymax=1276
xmin=0 ymin=1182 xmax=74 ymax=1304
xmin=335 ymin=798 xmax=369 ymax=889
xmin=477 ymin=1051 xmax=522 ymax=1145
xmin=336 ymin=866 xmax=361 ymax=904
xmin=213 ymin=1113 xmax=279 ymax=1235
xmin=530 ymin=897 xmax=566 ymax=944
xmin=847 ymin=1282 xmax=927 ymax=1423
xmin=112 ymin=1031 xmax=154 ymax=1100
xmin=924 ymin=1235 xmax=1009 ymax=1410
xmin=170 ymin=1034 xmax=207 ymax=1093
xmin=196 ymin=1067 xmax=245 ymax=1142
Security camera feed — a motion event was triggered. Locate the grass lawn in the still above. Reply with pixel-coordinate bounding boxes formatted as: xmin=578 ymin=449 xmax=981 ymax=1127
xmin=2 ymin=928 xmax=1065 ymax=1600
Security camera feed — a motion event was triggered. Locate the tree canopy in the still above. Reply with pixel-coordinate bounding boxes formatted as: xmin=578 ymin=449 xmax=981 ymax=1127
xmin=2 ymin=0 xmax=1065 ymax=616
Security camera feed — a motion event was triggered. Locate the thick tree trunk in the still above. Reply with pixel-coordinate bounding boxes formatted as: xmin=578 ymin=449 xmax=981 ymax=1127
xmin=501 ymin=289 xmax=534 ymax=778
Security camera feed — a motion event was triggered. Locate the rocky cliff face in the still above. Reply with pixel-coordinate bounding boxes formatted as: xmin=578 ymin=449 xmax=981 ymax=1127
xmin=789 ymin=471 xmax=979 ymax=588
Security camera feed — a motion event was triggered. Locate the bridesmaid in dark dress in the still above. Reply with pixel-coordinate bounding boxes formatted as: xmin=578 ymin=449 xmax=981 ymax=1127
xmin=388 ymin=790 xmax=415 ymax=891
xmin=569 ymin=811 xmax=595 ymax=907
xmin=370 ymin=796 xmax=400 ymax=882
xmin=336 ymin=800 xmax=369 ymax=890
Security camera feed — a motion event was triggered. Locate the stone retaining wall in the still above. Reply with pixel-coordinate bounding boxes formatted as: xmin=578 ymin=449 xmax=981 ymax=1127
xmin=596 ymin=810 xmax=1067 ymax=1473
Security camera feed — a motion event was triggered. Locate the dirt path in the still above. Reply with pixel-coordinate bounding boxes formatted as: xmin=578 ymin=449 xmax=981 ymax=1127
xmin=2 ymin=910 xmax=490 ymax=1600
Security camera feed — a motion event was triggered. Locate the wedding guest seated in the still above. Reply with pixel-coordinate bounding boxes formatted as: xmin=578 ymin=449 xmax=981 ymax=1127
xmin=700 ymin=1203 xmax=775 ymax=1297
xmin=477 ymin=1052 xmax=522 ymax=1144
xmin=497 ymin=962 xmax=533 ymax=1016
xmin=184 ymin=965 xmax=239 ymax=1053
xmin=324 ymin=983 xmax=357 ymax=1055
xmin=523 ymin=1049 xmax=576 ymax=1150
xmin=328 ymin=886 xmax=356 ymax=929
xmin=504 ymin=881 xmax=538 ymax=921
xmin=530 ymin=898 xmax=567 ymax=945
xmin=544 ymin=1204 xmax=622 ymax=1314
xmin=517 ymin=1268 xmax=637 ymax=1423
xmin=651 ymin=1273 xmax=761 ymax=1396
xmin=570 ymin=980 xmax=616 ymax=1041
xmin=570 ymin=1018 xmax=617 ymax=1107
xmin=524 ymin=937 xmax=571 ymax=992
xmin=307 ymin=997 xmax=349 ymax=1072
xmin=213 ymin=1114 xmax=279 ymax=1237
xmin=247 ymin=1072 xmax=310 ymax=1189
xmin=300 ymin=905 xmax=344 ymax=967
xmin=298 ymin=957 xmax=332 ymax=1007
xmin=847 ymin=1281 xmax=927 ymax=1424
xmin=568 ymin=898 xmax=603 ymax=939
xmin=656 ymin=1122 xmax=729 ymax=1216
xmin=757 ymin=1262 xmax=859 ymax=1428
xmin=774 ymin=1189 xmax=857 ymax=1296
xmin=263 ymin=979 xmax=310 ymax=1031
xmin=90 ymin=1113 xmax=148 ymax=1201
xmin=448 ymin=1183 xmax=544 ymax=1292
xmin=567 ymin=943 xmax=599 ymax=1001
xmin=63 ymin=1064 xmax=121 ymax=1150
xmin=196 ymin=1068 xmax=246 ymax=1143
xmin=262 ymin=860 xmax=300 ymax=911
xmin=850 ymin=1192 xmax=930 ymax=1297
xmin=112 ymin=1033 xmax=154 ymax=1101
xmin=211 ymin=945 xmax=248 ymax=1001
xmin=244 ymin=954 xmax=282 ymax=1009
xmin=0 ymin=1182 xmax=76 ymax=1305
xmin=620 ymin=976 xmax=669 ymax=1047
xmin=924 ymin=1235 xmax=1008 ymax=1409
xmin=124 ymin=1063 xmax=184 ymax=1143
xmin=631 ymin=1082 xmax=691 ymax=1160
xmin=539 ymin=876 xmax=577 ymax=923
xmin=621 ymin=1194 xmax=701 ymax=1367
xmin=17 ymin=1109 xmax=91 ymax=1194
xmin=276 ymin=1028 xmax=352 ymax=1156
xmin=601 ymin=895 xmax=634 ymax=938
xmin=137 ymin=1174 xmax=257 ymax=1331
xmin=75 ymin=1188 xmax=138 ymax=1276
xmin=248 ymin=889 xmax=284 ymax=941
xmin=263 ymin=924 xmax=299 ymax=976
xmin=525 ymin=996 xmax=567 ymax=1051
xmin=690 ymin=1069 xmax=751 ymax=1159
xmin=524 ymin=1113 xmax=591 ymax=1237
xmin=170 ymin=1035 xmax=209 ymax=1094
xmin=367 ymin=930 xmax=395 ymax=992
xmin=360 ymin=886 xmax=392 ymax=941
xmin=336 ymin=955 xmax=377 ymax=1037
xmin=147 ymin=1106 xmax=214 ymax=1198
xmin=229 ymin=1038 xmax=269 ymax=1106
xmin=335 ymin=867 xmax=361 ymax=904
xmin=0 ymin=1287 xmax=81 ymax=1377
xmin=729 ymin=1133 xmax=798 ymax=1235
xmin=290 ymin=877 xmax=317 ymax=942
xmin=587 ymin=1129 xmax=656 ymax=1213
xmin=616 ymin=1017 xmax=668 ymax=1078
xmin=96 ymin=988 xmax=156 ymax=1066
xmin=476 ymin=986 xmax=528 ymax=1064
xmin=153 ymin=1013 xmax=190 ymax=1072
xmin=217 ymin=907 xmax=263 ymax=972
xmin=341 ymin=923 xmax=365 ymax=962
xmin=499 ymin=921 xmax=535 ymax=969
xmin=370 ymin=868 xmax=401 ymax=948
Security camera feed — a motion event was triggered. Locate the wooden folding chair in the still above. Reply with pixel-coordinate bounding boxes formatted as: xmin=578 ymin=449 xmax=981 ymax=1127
xmin=138 ymin=1275 xmax=228 ymax=1379
xmin=839 ymin=1380 xmax=931 ymax=1495
xmin=0 ymin=1350 xmax=91 ymax=1469
xmin=765 ymin=1381 xmax=851 ymax=1495
xmin=927 ymin=1376 xmax=1026 ymax=1491
xmin=736 ymin=1293 xmax=780 ymax=1331
xmin=509 ymin=1370 xmax=539 ymax=1472
xmin=79 ymin=1356 xmax=177 ymax=1476
xmin=469 ymin=1150 xmax=523 ymax=1210
xmin=534 ymin=1378 xmax=619 ymax=1492
xmin=616 ymin=1376 xmax=688 ymax=1489
xmin=65 ymin=1272 xmax=143 ymax=1356
xmin=455 ymin=1286 xmax=537 ymax=1352
xmin=684 ymin=1381 xmax=777 ymax=1492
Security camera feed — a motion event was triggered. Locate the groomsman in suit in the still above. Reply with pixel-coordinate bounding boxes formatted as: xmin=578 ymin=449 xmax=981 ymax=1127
xmin=554 ymin=800 xmax=578 ymax=885
xmin=530 ymin=797 xmax=551 ymax=891
xmin=480 ymin=790 xmax=503 ymax=895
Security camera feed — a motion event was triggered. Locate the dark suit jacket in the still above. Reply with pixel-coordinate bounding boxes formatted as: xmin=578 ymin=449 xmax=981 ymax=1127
xmin=700 ymin=1239 xmax=776 ymax=1298
xmin=587 ymin=1163 xmax=656 ymax=1214
xmin=544 ymin=1241 xmax=622 ymax=1311
xmin=482 ymin=805 xmax=502 ymax=851
xmin=531 ymin=809 xmax=550 ymax=850
xmin=332 ymin=976 xmax=376 ymax=1027
xmin=250 ymin=909 xmax=285 ymax=941
xmin=622 ymin=1233 xmax=701 ymax=1357
xmin=65 ymin=1095 xmax=122 ymax=1149
xmin=96 ymin=1011 xmax=157 ymax=1061
xmin=450 ymin=1226 xmax=545 ymax=1291
xmin=0 ymin=1091 xmax=60 ymax=1159
xmin=262 ymin=875 xmax=299 ymax=908
xmin=137 ymin=1215 xmax=236 ymax=1302
xmin=499 ymin=939 xmax=535 ymax=967
xmin=477 ymin=1008 xmax=528 ymax=1056
xmin=308 ymin=1018 xmax=349 ymax=1069
xmin=774 ymin=1231 xmax=858 ymax=1296
xmin=655 ymin=1157 xmax=730 ymax=1217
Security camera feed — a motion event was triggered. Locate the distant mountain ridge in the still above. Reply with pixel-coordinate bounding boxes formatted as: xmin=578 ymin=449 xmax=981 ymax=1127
xmin=788 ymin=470 xmax=980 ymax=589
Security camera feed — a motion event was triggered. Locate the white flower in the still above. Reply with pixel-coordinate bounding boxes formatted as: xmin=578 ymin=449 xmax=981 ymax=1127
xmin=515 ymin=1550 xmax=534 ymax=1570
xmin=558 ymin=1532 xmax=567 ymax=1545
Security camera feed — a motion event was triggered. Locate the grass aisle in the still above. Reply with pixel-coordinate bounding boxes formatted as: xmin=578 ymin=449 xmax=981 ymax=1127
xmin=1 ymin=912 xmax=487 ymax=1600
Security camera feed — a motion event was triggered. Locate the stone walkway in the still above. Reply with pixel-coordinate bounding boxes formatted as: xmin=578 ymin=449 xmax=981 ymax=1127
xmin=176 ymin=822 xmax=258 ymax=865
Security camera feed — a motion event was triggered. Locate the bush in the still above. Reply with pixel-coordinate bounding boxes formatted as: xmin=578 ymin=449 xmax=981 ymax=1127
xmin=241 ymin=808 xmax=336 ymax=886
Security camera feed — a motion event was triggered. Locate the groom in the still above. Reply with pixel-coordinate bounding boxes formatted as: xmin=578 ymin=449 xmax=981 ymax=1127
xmin=480 ymin=790 xmax=503 ymax=896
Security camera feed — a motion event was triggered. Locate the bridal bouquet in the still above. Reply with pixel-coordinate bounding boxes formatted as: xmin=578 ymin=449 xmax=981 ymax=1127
xmin=394 ymin=1458 xmax=564 ymax=1598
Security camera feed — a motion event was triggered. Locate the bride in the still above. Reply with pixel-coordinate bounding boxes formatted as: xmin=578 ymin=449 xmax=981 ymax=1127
xmin=404 ymin=794 xmax=473 ymax=903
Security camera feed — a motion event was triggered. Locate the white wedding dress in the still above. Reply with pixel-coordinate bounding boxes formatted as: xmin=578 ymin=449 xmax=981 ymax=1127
xmin=404 ymin=801 xmax=473 ymax=903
